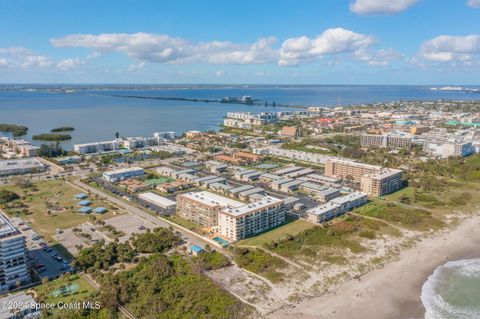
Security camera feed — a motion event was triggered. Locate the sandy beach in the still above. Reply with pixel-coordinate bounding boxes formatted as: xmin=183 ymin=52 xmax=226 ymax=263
xmin=268 ymin=213 xmax=480 ymax=319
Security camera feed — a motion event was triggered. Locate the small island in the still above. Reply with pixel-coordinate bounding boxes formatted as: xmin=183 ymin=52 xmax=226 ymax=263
xmin=0 ymin=123 xmax=28 ymax=137
xmin=32 ymin=133 xmax=72 ymax=141
xmin=51 ymin=126 xmax=75 ymax=132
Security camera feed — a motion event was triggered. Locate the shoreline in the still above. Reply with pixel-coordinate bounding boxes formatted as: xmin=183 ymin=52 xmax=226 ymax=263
xmin=268 ymin=213 xmax=480 ymax=319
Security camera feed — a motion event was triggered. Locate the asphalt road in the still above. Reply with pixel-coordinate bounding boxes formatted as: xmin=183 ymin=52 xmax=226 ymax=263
xmin=69 ymin=179 xmax=222 ymax=252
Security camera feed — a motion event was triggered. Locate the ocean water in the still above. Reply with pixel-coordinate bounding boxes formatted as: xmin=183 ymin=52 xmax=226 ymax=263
xmin=0 ymin=84 xmax=479 ymax=150
xmin=421 ymin=258 xmax=480 ymax=319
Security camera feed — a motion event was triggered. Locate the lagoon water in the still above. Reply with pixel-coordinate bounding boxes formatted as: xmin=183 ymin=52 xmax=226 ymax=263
xmin=421 ymin=258 xmax=480 ymax=319
xmin=0 ymin=84 xmax=479 ymax=150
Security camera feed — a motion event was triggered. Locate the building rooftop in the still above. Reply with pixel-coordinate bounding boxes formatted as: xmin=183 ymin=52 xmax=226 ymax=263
xmin=0 ymin=158 xmax=45 ymax=171
xmin=222 ymin=196 xmax=283 ymax=217
xmin=0 ymin=213 xmax=19 ymax=238
xmin=179 ymin=191 xmax=244 ymax=208
xmin=139 ymin=192 xmax=176 ymax=207
xmin=103 ymin=166 xmax=144 ymax=175
xmin=0 ymin=293 xmax=37 ymax=319
xmin=331 ymin=192 xmax=368 ymax=205
xmin=229 ymin=184 xmax=255 ymax=194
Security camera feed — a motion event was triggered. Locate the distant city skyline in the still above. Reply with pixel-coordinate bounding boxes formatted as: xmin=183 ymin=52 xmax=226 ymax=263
xmin=1 ymin=0 xmax=479 ymax=84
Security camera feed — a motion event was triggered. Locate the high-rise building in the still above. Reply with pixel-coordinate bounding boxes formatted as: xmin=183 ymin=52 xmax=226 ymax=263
xmin=218 ymin=196 xmax=286 ymax=241
xmin=176 ymin=191 xmax=244 ymax=227
xmin=0 ymin=213 xmax=30 ymax=293
xmin=360 ymin=170 xmax=403 ymax=197
xmin=325 ymin=159 xmax=403 ymax=196
xmin=360 ymin=134 xmax=412 ymax=149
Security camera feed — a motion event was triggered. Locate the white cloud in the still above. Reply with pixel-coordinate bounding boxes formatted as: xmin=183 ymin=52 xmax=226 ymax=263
xmin=215 ymin=70 xmax=225 ymax=77
xmin=51 ymin=32 xmax=278 ymax=65
xmin=127 ymin=62 xmax=146 ymax=72
xmin=0 ymin=47 xmax=53 ymax=69
xmin=467 ymin=0 xmax=480 ymax=8
xmin=420 ymin=35 xmax=480 ymax=63
xmin=355 ymin=48 xmax=404 ymax=66
xmin=349 ymin=0 xmax=418 ymax=15
xmin=0 ymin=47 xmax=86 ymax=72
xmin=279 ymin=28 xmax=375 ymax=66
xmin=56 ymin=58 xmax=84 ymax=70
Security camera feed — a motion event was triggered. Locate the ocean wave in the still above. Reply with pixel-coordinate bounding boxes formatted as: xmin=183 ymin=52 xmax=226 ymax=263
xmin=421 ymin=258 xmax=480 ymax=319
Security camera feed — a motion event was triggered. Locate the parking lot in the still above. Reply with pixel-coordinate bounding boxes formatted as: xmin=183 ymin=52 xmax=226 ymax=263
xmin=9 ymin=217 xmax=72 ymax=280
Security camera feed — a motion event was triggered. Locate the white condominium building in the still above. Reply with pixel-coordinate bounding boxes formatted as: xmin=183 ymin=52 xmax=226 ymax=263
xmin=176 ymin=191 xmax=244 ymax=227
xmin=218 ymin=196 xmax=286 ymax=241
xmin=0 ymin=213 xmax=30 ymax=293
xmin=306 ymin=192 xmax=368 ymax=224
xmin=74 ymin=139 xmax=121 ymax=154
xmin=102 ymin=167 xmax=144 ymax=182
xmin=0 ymin=158 xmax=46 ymax=177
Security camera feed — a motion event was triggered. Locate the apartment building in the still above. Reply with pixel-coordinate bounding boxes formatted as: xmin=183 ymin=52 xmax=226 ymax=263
xmin=360 ymin=169 xmax=403 ymax=196
xmin=232 ymin=151 xmax=262 ymax=163
xmin=102 ymin=167 xmax=144 ymax=182
xmin=325 ymin=159 xmax=403 ymax=196
xmin=176 ymin=191 xmax=243 ymax=227
xmin=74 ymin=139 xmax=120 ymax=154
xmin=306 ymin=192 xmax=368 ymax=224
xmin=0 ymin=158 xmax=46 ymax=177
xmin=218 ymin=196 xmax=286 ymax=241
xmin=360 ymin=134 xmax=412 ymax=149
xmin=324 ymin=159 xmax=380 ymax=182
xmin=0 ymin=213 xmax=30 ymax=293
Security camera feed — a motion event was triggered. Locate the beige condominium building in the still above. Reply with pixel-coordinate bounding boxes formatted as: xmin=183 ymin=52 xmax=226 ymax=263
xmin=360 ymin=169 xmax=403 ymax=197
xmin=325 ymin=159 xmax=403 ymax=196
xmin=325 ymin=159 xmax=380 ymax=182
xmin=176 ymin=191 xmax=244 ymax=227
xmin=360 ymin=134 xmax=412 ymax=149
xmin=218 ymin=196 xmax=286 ymax=241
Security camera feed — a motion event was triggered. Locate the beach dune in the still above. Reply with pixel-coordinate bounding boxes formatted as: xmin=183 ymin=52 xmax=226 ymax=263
xmin=269 ymin=214 xmax=480 ymax=319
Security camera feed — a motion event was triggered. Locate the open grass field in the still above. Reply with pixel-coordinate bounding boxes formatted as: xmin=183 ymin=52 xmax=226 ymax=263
xmin=164 ymin=215 xmax=205 ymax=233
xmin=1 ymin=179 xmax=121 ymax=240
xmin=236 ymin=219 xmax=315 ymax=247
xmin=34 ymin=274 xmax=95 ymax=304
xmin=355 ymin=201 xmax=444 ymax=231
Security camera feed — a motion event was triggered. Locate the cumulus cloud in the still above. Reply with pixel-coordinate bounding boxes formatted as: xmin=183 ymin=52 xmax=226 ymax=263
xmin=56 ymin=57 xmax=85 ymax=70
xmin=51 ymin=32 xmax=278 ymax=65
xmin=279 ymin=28 xmax=375 ymax=66
xmin=127 ymin=62 xmax=146 ymax=72
xmin=354 ymin=48 xmax=404 ymax=66
xmin=349 ymin=0 xmax=418 ymax=15
xmin=0 ymin=47 xmax=53 ymax=69
xmin=467 ymin=0 xmax=480 ymax=8
xmin=420 ymin=35 xmax=480 ymax=63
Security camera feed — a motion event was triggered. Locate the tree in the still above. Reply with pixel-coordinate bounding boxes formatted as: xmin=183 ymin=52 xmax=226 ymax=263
xmin=0 ymin=190 xmax=20 ymax=204
xmin=115 ymin=132 xmax=120 ymax=139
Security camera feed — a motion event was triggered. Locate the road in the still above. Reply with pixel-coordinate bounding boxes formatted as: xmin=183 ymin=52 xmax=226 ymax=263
xmin=68 ymin=179 xmax=227 ymax=254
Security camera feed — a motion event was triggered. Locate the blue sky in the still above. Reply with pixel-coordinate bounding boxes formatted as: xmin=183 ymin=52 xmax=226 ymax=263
xmin=0 ymin=0 xmax=479 ymax=84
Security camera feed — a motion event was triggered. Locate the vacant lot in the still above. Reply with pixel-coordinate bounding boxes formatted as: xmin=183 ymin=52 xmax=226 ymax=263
xmin=355 ymin=201 xmax=445 ymax=231
xmin=1 ymin=179 xmax=120 ymax=239
xmin=236 ymin=219 xmax=315 ymax=247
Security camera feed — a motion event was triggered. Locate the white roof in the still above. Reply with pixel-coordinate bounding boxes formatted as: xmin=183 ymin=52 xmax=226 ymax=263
xmin=139 ymin=192 xmax=176 ymax=207
xmin=222 ymin=196 xmax=283 ymax=217
xmin=179 ymin=191 xmax=243 ymax=208
xmin=0 ymin=293 xmax=36 ymax=319
xmin=104 ymin=166 xmax=143 ymax=175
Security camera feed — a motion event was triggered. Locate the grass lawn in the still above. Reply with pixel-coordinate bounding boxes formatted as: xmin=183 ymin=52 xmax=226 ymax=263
xmin=144 ymin=177 xmax=174 ymax=186
xmin=355 ymin=201 xmax=444 ymax=231
xmin=164 ymin=215 xmax=204 ymax=232
xmin=1 ymin=179 xmax=120 ymax=240
xmin=35 ymin=274 xmax=95 ymax=304
xmin=236 ymin=219 xmax=315 ymax=247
